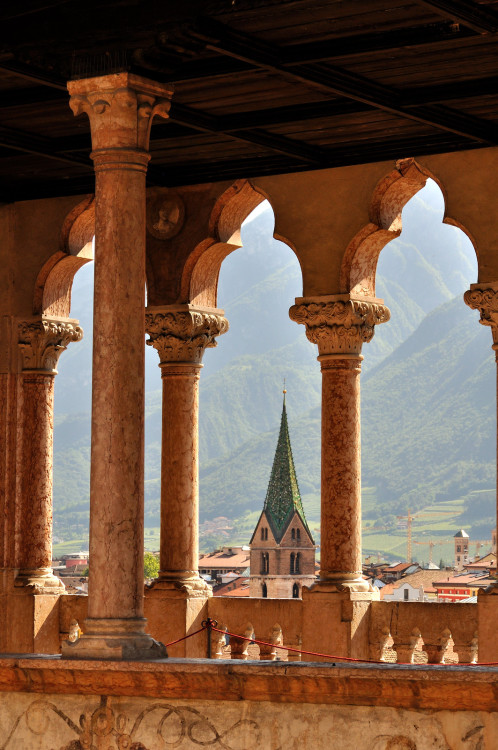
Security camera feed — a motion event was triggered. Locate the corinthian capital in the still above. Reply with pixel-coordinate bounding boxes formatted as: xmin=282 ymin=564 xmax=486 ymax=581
xmin=464 ymin=285 xmax=498 ymax=345
xmin=145 ymin=306 xmax=229 ymax=365
xmin=289 ymin=296 xmax=390 ymax=356
xmin=18 ymin=317 xmax=83 ymax=374
xmin=67 ymin=73 xmax=173 ymax=151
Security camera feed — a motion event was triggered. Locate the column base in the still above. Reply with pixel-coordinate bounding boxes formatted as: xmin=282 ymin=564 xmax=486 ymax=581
xmin=61 ymin=617 xmax=167 ymax=660
xmin=147 ymin=572 xmax=213 ymax=599
xmin=14 ymin=568 xmax=65 ymax=595
xmin=306 ymin=575 xmax=379 ymax=598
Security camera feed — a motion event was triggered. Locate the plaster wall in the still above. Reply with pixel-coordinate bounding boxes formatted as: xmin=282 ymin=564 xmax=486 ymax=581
xmin=0 ymin=674 xmax=496 ymax=750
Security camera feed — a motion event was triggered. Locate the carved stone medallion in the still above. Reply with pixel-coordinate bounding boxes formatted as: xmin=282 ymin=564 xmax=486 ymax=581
xmin=146 ymin=189 xmax=185 ymax=240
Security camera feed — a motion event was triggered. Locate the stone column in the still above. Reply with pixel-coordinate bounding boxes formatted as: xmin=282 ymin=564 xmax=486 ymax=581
xmin=62 ymin=73 xmax=173 ymax=660
xmin=15 ymin=317 xmax=83 ymax=592
xmin=464 ymin=284 xmax=498 ymax=592
xmin=290 ymin=295 xmax=389 ymax=591
xmin=145 ymin=306 xmax=228 ymax=596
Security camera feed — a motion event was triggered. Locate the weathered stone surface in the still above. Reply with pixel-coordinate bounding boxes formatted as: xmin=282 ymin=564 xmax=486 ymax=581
xmin=146 ymin=307 xmax=227 ymax=598
xmin=290 ymin=296 xmax=389 ymax=593
xmin=290 ymin=296 xmax=390 ymax=356
xmin=15 ymin=317 xmax=82 ymax=593
xmin=0 ymin=660 xmax=496 ymax=749
xmin=62 ymin=73 xmax=173 ymax=659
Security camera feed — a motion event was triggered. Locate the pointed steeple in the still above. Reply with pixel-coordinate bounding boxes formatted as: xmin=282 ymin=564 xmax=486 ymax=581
xmin=263 ymin=388 xmax=311 ymax=542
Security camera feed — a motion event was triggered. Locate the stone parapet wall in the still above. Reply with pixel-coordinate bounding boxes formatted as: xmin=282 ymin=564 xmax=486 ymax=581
xmin=0 ymin=659 xmax=496 ymax=749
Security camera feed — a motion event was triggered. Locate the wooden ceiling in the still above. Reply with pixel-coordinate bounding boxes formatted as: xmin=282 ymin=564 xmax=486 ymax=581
xmin=1 ymin=0 xmax=498 ymax=201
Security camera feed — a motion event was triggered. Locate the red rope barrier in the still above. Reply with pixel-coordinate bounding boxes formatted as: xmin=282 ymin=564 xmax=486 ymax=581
xmin=164 ymin=626 xmax=206 ymax=648
xmin=164 ymin=622 xmax=498 ymax=666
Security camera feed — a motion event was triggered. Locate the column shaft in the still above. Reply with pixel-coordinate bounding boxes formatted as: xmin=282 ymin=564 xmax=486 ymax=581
xmin=17 ymin=373 xmax=57 ymax=579
xmin=290 ymin=295 xmax=389 ymax=591
xmin=88 ymin=155 xmax=148 ymax=621
xmin=320 ymin=357 xmax=362 ymax=580
xmin=145 ymin=306 xmax=228 ymax=597
xmin=160 ymin=364 xmax=200 ymax=577
xmin=62 ymin=73 xmax=173 ymax=659
xmin=464 ymin=285 xmax=498 ymax=588
xmin=15 ymin=317 xmax=82 ymax=592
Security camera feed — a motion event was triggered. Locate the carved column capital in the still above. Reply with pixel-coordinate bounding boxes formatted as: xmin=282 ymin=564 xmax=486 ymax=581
xmin=464 ymin=284 xmax=498 ymax=349
xmin=145 ymin=306 xmax=229 ymax=365
xmin=67 ymin=73 xmax=173 ymax=152
xmin=18 ymin=317 xmax=83 ymax=374
xmin=289 ymin=295 xmax=390 ymax=356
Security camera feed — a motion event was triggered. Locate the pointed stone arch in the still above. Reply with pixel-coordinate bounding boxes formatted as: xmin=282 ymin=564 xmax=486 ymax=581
xmin=181 ymin=179 xmax=303 ymax=307
xmin=339 ymin=158 xmax=478 ymax=298
xmin=33 ymin=196 xmax=95 ymax=317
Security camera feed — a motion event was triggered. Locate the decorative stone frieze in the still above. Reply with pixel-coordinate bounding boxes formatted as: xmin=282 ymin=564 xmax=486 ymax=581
xmin=289 ymin=297 xmax=390 ymax=356
xmin=145 ymin=307 xmax=229 ymax=364
xmin=464 ymin=285 xmax=498 ymax=347
xmin=18 ymin=318 xmax=83 ymax=374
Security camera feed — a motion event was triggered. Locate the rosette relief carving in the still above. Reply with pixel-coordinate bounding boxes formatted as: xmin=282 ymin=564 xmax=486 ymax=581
xmin=146 ymin=308 xmax=229 ymax=364
xmin=18 ymin=318 xmax=83 ymax=373
xmin=289 ymin=298 xmax=390 ymax=356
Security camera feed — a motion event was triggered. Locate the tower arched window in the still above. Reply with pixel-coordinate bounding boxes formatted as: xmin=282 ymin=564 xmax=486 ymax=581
xmin=295 ymin=553 xmax=300 ymax=574
xmin=261 ymin=552 xmax=269 ymax=574
xmin=262 ymin=582 xmax=267 ymax=598
xmin=290 ymin=552 xmax=295 ymax=574
xmin=292 ymin=583 xmax=299 ymax=598
xmin=296 ymin=529 xmax=300 ymax=541
xmin=291 ymin=528 xmax=295 ymax=540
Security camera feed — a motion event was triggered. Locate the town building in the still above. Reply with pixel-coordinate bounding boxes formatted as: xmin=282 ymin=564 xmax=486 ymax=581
xmin=381 ymin=569 xmax=446 ymax=603
xmin=454 ymin=529 xmax=470 ymax=570
xmin=1 ymin=3 xmax=498 ymax=747
xmin=249 ymin=392 xmax=316 ymax=598
xmin=198 ymin=546 xmax=250 ymax=583
xmin=433 ymin=571 xmax=495 ymax=602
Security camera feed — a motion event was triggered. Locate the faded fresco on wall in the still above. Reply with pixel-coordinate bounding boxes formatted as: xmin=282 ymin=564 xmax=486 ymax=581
xmin=0 ymin=692 xmax=494 ymax=750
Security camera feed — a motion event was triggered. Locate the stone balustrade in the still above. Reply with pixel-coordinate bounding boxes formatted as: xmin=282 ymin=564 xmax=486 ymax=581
xmin=59 ymin=592 xmax=479 ymax=665
xmin=370 ymin=601 xmax=478 ymax=664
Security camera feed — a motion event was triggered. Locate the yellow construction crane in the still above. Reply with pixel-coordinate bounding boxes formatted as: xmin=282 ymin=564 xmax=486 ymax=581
xmin=469 ymin=539 xmax=492 ymax=557
xmin=396 ymin=508 xmax=456 ymax=563
xmin=412 ymin=539 xmax=449 ymax=565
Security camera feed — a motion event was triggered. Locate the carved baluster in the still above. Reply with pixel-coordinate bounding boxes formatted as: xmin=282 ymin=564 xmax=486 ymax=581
xmin=230 ymin=623 xmax=254 ymax=660
xmin=453 ymin=632 xmax=478 ymax=664
xmin=392 ymin=628 xmax=420 ymax=664
xmin=259 ymin=623 xmax=283 ymax=661
xmin=286 ymin=634 xmax=303 ymax=662
xmin=211 ymin=624 xmax=228 ymax=659
xmin=424 ymin=628 xmax=451 ymax=664
xmin=369 ymin=627 xmax=391 ymax=662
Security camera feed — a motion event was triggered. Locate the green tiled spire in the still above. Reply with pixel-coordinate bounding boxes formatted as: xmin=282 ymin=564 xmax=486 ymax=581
xmin=263 ymin=391 xmax=310 ymax=542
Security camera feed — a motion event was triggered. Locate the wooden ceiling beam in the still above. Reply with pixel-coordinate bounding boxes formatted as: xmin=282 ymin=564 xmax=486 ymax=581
xmin=1 ymin=131 xmax=481 ymax=203
xmin=0 ymin=123 xmax=91 ymax=168
xmin=415 ymin=0 xmax=498 ymax=34
xmin=166 ymin=102 xmax=327 ymax=163
xmin=0 ymin=60 xmax=68 ymax=90
xmin=190 ymin=17 xmax=498 ymax=145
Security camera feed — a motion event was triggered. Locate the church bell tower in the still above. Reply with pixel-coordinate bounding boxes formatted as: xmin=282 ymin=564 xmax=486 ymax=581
xmin=249 ymin=389 xmax=316 ymax=598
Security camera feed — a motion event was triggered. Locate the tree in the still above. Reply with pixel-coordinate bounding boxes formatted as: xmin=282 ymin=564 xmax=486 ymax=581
xmin=144 ymin=551 xmax=159 ymax=580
